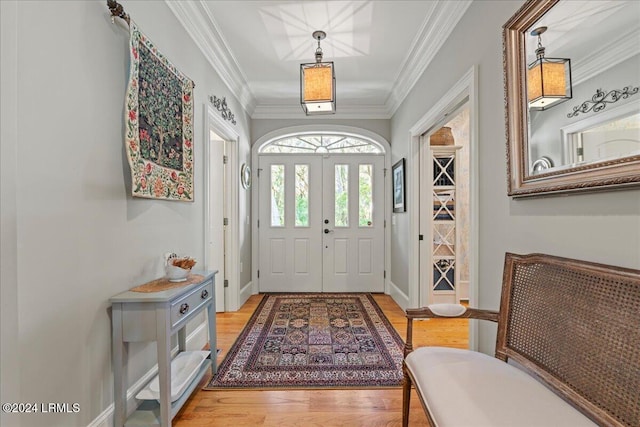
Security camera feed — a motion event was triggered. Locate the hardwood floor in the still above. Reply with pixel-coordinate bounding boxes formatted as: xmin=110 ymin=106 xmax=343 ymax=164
xmin=174 ymin=294 xmax=468 ymax=427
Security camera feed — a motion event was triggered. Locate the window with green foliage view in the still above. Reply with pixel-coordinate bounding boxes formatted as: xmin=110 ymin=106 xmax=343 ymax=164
xmin=359 ymin=164 xmax=373 ymax=226
xmin=271 ymin=165 xmax=285 ymax=227
xmin=295 ymin=165 xmax=309 ymax=227
xmin=335 ymin=165 xmax=349 ymax=227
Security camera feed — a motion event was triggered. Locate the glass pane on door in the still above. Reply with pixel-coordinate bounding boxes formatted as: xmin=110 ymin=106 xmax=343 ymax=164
xmin=295 ymin=164 xmax=309 ymax=227
xmin=335 ymin=164 xmax=349 ymax=227
xmin=359 ymin=164 xmax=373 ymax=227
xmin=270 ymin=164 xmax=285 ymax=227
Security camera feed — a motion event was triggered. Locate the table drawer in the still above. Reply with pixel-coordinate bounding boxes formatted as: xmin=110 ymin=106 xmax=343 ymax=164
xmin=170 ymin=280 xmax=213 ymax=328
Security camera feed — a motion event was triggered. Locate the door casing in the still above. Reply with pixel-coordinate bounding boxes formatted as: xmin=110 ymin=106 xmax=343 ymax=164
xmin=204 ymin=104 xmax=242 ymax=311
xmin=252 ymin=125 xmax=391 ymax=296
xmin=407 ymin=65 xmax=479 ymax=350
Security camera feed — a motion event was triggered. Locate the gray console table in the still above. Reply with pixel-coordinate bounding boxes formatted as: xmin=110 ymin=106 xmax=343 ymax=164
xmin=110 ymin=271 xmax=217 ymax=427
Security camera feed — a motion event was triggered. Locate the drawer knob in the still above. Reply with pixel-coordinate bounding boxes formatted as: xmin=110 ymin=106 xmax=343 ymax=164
xmin=179 ymin=303 xmax=190 ymax=315
xmin=201 ymin=289 xmax=209 ymax=299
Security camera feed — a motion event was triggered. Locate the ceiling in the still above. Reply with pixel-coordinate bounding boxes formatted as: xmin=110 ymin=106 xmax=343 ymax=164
xmin=165 ymin=1 xmax=472 ymax=119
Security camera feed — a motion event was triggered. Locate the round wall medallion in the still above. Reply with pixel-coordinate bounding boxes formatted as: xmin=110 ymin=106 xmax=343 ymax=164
xmin=241 ymin=163 xmax=252 ymax=189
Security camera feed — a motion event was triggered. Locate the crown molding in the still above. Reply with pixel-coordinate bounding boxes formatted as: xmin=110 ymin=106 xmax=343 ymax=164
xmin=385 ymin=0 xmax=473 ymax=116
xmin=165 ymin=0 xmax=256 ymax=115
xmin=251 ymin=103 xmax=391 ymax=120
xmin=572 ymin=28 xmax=640 ymax=87
xmin=167 ymin=0 xmax=472 ymax=120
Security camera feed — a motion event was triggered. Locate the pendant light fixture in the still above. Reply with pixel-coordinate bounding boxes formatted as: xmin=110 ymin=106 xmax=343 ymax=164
xmin=527 ymin=26 xmax=572 ymax=110
xmin=300 ymin=31 xmax=336 ymax=115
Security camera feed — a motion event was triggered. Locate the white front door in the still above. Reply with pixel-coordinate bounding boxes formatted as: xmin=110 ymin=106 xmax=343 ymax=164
xmin=258 ymin=154 xmax=384 ymax=293
xmin=322 ymin=155 xmax=385 ymax=292
xmin=259 ymin=155 xmax=323 ymax=292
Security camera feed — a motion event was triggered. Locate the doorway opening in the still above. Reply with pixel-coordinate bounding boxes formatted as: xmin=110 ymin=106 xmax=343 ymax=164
xmin=252 ymin=127 xmax=390 ymax=294
xmin=419 ymin=104 xmax=471 ymax=306
xmin=408 ymin=66 xmax=478 ymax=349
xmin=204 ymin=103 xmax=241 ymax=312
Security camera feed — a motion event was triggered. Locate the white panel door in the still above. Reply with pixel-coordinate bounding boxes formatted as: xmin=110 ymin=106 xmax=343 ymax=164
xmin=258 ymin=156 xmax=322 ymax=292
xmin=208 ymin=132 xmax=226 ymax=312
xmin=322 ymin=155 xmax=385 ymax=293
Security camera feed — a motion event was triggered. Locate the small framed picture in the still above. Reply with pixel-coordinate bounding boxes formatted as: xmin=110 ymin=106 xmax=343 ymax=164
xmin=392 ymin=158 xmax=406 ymax=213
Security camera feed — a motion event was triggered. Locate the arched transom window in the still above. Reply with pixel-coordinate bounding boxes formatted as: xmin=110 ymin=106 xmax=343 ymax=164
xmin=260 ymin=134 xmax=383 ymax=154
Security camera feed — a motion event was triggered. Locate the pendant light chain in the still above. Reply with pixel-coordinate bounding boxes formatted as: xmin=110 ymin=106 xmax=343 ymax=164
xmin=315 ymin=35 xmax=324 ymax=63
xmin=535 ymin=32 xmax=545 ymax=60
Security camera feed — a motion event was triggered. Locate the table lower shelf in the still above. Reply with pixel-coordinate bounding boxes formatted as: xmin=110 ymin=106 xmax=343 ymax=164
xmin=124 ymin=358 xmax=212 ymax=427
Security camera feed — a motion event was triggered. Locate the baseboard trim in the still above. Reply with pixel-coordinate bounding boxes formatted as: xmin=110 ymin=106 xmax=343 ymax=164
xmin=187 ymin=320 xmax=209 ymax=350
xmin=459 ymin=279 xmax=470 ymax=301
xmin=87 ymin=323 xmax=209 ymax=427
xmin=239 ymin=280 xmax=252 ymax=308
xmin=388 ymin=280 xmax=410 ymax=311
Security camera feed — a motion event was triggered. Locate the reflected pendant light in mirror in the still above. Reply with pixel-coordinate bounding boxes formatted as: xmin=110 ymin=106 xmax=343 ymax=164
xmin=300 ymin=31 xmax=336 ymax=115
xmin=527 ymin=26 xmax=572 ymax=110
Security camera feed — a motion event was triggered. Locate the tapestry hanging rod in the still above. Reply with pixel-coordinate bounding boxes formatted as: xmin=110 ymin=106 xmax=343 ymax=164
xmin=107 ymin=0 xmax=130 ymax=26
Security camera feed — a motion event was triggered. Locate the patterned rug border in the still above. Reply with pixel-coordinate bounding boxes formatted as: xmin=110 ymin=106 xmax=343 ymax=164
xmin=204 ymin=293 xmax=405 ymax=390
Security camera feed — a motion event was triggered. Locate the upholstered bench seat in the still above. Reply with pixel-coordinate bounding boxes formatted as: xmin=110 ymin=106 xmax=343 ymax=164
xmin=402 ymin=253 xmax=640 ymax=426
xmin=405 ymin=346 xmax=597 ymax=427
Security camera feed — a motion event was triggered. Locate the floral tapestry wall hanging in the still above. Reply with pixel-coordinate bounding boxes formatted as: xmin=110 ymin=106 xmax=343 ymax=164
xmin=124 ymin=21 xmax=194 ymax=201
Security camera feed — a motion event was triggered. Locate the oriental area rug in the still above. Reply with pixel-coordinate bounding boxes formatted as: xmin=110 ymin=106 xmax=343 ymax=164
xmin=204 ymin=293 xmax=405 ymax=390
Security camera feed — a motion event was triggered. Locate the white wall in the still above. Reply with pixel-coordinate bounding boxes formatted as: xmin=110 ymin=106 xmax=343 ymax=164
xmin=0 ymin=1 xmax=251 ymax=426
xmin=1 ymin=3 xmax=21 ymax=427
xmin=390 ymin=0 xmax=640 ymax=355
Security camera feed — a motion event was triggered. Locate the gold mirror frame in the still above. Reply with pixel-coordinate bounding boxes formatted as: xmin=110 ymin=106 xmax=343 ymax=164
xmin=503 ymin=0 xmax=640 ymax=197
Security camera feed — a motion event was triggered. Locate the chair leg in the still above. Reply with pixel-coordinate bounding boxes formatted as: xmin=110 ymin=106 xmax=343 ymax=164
xmin=402 ymin=365 xmax=411 ymax=427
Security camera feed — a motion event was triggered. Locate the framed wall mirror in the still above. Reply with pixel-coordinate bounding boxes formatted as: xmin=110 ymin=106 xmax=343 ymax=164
xmin=504 ymin=0 xmax=640 ymax=197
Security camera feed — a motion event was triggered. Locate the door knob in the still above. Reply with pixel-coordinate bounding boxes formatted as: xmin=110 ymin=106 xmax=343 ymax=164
xmin=324 ymin=219 xmax=329 ymax=224
xmin=324 ymin=228 xmax=333 ymax=234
